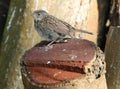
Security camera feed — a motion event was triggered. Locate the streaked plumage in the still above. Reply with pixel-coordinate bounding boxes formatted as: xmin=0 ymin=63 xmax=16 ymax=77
xmin=32 ymin=10 xmax=93 ymax=45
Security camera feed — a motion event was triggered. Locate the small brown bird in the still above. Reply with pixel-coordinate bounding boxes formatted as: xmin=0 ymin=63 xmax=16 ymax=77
xmin=32 ymin=10 xmax=93 ymax=45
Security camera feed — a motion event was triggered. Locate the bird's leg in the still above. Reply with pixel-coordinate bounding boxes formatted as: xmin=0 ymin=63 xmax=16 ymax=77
xmin=47 ymin=37 xmax=69 ymax=47
xmin=47 ymin=40 xmax=56 ymax=47
xmin=44 ymin=40 xmax=56 ymax=51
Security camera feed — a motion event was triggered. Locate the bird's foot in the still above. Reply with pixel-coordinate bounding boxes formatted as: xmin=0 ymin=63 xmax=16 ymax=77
xmin=44 ymin=44 xmax=53 ymax=51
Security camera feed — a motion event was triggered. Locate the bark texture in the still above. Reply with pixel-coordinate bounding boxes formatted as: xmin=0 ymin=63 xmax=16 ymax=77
xmin=97 ymin=0 xmax=110 ymax=51
xmin=105 ymin=0 xmax=120 ymax=89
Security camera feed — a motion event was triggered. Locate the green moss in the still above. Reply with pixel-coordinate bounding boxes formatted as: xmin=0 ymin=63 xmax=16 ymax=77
xmin=0 ymin=0 xmax=26 ymax=88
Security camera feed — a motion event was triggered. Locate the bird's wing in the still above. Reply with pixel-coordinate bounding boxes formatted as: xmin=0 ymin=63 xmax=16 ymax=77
xmin=44 ymin=16 xmax=71 ymax=36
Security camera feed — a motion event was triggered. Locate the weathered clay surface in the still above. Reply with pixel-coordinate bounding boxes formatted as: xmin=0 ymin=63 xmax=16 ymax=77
xmin=21 ymin=39 xmax=106 ymax=88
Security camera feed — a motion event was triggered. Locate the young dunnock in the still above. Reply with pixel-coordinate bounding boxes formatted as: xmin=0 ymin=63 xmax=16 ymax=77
xmin=32 ymin=10 xmax=93 ymax=45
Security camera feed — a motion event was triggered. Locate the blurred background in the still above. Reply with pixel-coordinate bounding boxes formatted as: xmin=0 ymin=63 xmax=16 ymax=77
xmin=0 ymin=0 xmax=10 ymax=45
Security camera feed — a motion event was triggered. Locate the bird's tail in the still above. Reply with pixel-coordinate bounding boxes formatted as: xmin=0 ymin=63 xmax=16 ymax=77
xmin=76 ymin=29 xmax=93 ymax=35
xmin=60 ymin=20 xmax=93 ymax=35
xmin=69 ymin=29 xmax=93 ymax=39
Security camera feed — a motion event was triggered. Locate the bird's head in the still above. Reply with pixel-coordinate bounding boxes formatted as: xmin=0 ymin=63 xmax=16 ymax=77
xmin=32 ymin=10 xmax=48 ymax=21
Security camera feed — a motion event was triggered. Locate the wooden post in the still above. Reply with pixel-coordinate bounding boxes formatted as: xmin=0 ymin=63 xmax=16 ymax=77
xmin=21 ymin=39 xmax=107 ymax=89
xmin=105 ymin=0 xmax=120 ymax=89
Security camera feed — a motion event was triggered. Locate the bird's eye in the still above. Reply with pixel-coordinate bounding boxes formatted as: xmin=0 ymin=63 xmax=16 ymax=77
xmin=38 ymin=13 xmax=41 ymax=16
